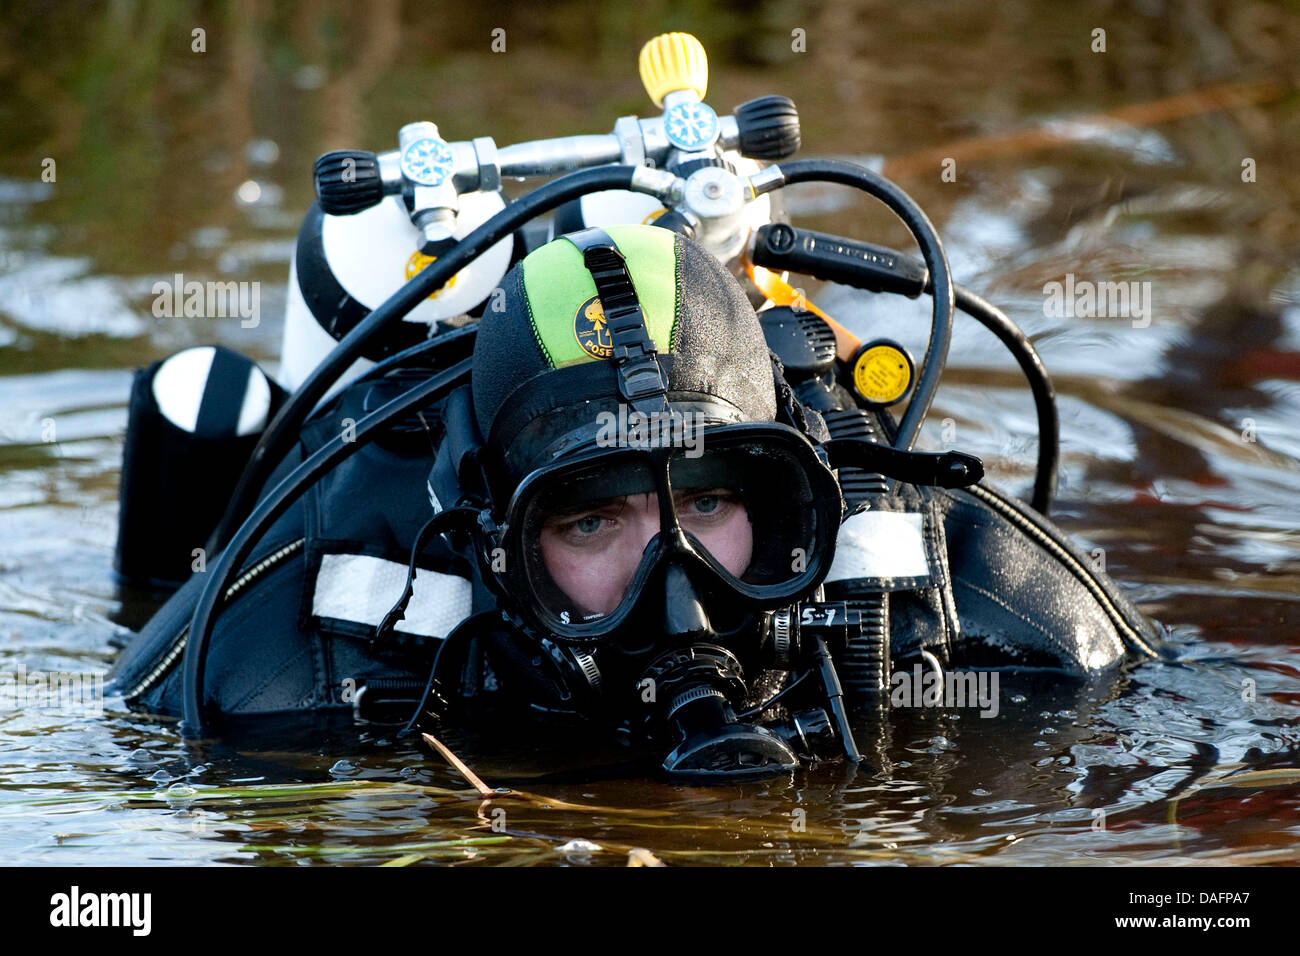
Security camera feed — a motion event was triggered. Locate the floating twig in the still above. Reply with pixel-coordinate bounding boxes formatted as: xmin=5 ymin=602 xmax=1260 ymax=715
xmin=421 ymin=732 xmax=494 ymax=797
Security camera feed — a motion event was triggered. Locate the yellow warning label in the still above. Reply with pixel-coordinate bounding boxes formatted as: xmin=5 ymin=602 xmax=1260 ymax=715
xmin=574 ymin=295 xmax=613 ymax=359
xmin=405 ymin=251 xmax=459 ymax=299
xmin=852 ymin=344 xmax=912 ymax=405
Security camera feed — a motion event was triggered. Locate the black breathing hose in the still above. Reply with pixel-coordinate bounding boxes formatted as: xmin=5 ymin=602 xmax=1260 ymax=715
xmin=207 ymin=165 xmax=642 ymax=552
xmin=747 ymin=196 xmax=1058 ymax=512
xmin=770 ymin=159 xmax=955 ymax=452
xmin=949 ymin=285 xmax=1059 ymax=515
xmin=182 ymin=359 xmax=472 ymax=737
xmin=354 ymin=323 xmax=479 ymax=385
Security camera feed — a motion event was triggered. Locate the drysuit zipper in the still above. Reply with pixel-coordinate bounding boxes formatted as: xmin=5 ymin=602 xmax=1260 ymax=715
xmin=121 ymin=538 xmax=306 ymax=700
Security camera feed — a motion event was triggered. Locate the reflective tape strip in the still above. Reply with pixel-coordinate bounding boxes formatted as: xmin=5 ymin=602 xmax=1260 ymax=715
xmin=826 ymin=510 xmax=930 ymax=582
xmin=312 ymin=553 xmax=472 ymax=639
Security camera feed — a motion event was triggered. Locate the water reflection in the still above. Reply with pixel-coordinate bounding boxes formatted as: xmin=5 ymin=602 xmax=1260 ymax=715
xmin=1 ymin=0 xmax=1297 ymax=865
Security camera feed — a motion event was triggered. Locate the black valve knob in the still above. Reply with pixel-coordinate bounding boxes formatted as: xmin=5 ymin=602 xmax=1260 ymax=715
xmin=313 ymin=150 xmax=385 ymax=215
xmin=734 ymin=95 xmax=801 ymax=160
xmin=649 ymin=209 xmax=697 ymax=239
xmin=673 ymin=156 xmax=735 ymax=179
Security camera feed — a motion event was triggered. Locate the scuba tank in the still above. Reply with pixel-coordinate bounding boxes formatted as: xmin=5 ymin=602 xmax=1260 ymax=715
xmin=114 ymin=346 xmax=286 ymax=587
xmin=281 ymin=166 xmax=514 ymax=394
xmin=109 ymin=33 xmax=1162 ymax=781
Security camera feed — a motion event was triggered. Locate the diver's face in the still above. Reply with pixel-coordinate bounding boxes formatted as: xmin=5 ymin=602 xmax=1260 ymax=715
xmin=538 ymin=489 xmax=753 ymax=617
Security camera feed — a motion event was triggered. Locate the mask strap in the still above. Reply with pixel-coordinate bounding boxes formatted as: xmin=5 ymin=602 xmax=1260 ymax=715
xmin=768 ymin=351 xmax=823 ymax=442
xmin=563 ymin=227 xmax=671 ymax=417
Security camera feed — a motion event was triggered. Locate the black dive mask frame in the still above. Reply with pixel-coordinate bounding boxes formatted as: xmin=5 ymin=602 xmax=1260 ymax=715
xmin=482 ymin=420 xmax=846 ymax=647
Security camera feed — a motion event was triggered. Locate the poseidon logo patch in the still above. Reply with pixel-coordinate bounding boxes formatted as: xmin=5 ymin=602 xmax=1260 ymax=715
xmin=574 ymin=295 xmax=613 ymax=360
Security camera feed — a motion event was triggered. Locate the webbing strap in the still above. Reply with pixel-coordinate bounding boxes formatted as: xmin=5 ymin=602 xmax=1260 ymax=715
xmin=563 ymin=227 xmax=670 ymax=415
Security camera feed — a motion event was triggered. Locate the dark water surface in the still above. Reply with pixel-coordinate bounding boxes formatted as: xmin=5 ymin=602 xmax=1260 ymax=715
xmin=1 ymin=1 xmax=1298 ymax=865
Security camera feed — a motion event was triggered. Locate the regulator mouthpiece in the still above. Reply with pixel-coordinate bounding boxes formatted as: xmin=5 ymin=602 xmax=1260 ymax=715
xmin=660 ymin=683 xmax=799 ymax=781
xmin=639 ymin=644 xmax=799 ymax=781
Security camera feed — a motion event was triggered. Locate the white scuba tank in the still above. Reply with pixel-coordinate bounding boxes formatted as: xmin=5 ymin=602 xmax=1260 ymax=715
xmin=277 ymin=188 xmax=514 ymax=396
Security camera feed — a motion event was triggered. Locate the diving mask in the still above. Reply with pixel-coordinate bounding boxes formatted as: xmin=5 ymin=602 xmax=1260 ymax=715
xmin=486 ymin=421 xmax=844 ymax=646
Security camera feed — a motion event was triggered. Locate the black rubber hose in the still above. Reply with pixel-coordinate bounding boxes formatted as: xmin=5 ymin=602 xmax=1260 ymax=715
xmin=182 ymin=358 xmax=472 ymax=737
xmin=207 ymin=165 xmax=641 ymax=552
xmin=949 ymin=285 xmax=1059 ymax=516
xmin=772 ymin=159 xmax=954 ymax=451
xmin=354 ymin=323 xmax=478 ymax=385
xmin=750 ymin=221 xmax=1058 ymax=512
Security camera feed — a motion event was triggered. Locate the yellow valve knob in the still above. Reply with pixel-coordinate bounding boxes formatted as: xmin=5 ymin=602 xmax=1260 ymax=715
xmin=639 ymin=32 xmax=708 ymax=107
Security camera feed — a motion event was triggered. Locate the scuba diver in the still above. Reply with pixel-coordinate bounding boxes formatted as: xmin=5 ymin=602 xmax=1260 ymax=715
xmin=108 ymin=33 xmax=1164 ymax=781
xmin=110 ymin=221 xmax=1161 ymax=780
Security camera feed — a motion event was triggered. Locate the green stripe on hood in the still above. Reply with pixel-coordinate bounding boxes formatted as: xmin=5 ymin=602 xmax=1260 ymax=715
xmin=521 ymin=224 xmax=678 ymax=368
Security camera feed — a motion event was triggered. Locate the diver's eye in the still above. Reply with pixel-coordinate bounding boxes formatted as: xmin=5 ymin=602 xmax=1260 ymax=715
xmin=574 ymin=514 xmax=606 ymax=534
xmin=549 ymin=512 xmax=612 ymax=541
xmin=677 ymin=488 xmax=742 ymax=522
xmin=542 ymin=497 xmax=630 ymax=544
xmin=691 ymin=495 xmax=721 ymax=514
